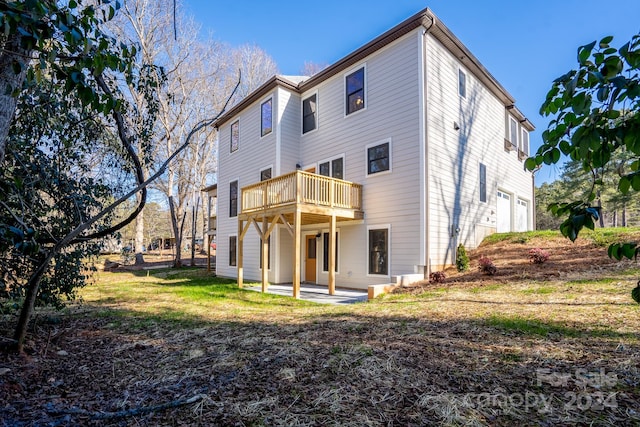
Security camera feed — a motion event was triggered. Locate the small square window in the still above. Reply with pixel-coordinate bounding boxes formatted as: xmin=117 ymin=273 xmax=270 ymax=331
xmin=230 ymin=120 xmax=239 ymax=153
xmin=260 ymin=168 xmax=272 ymax=181
xmin=261 ymin=99 xmax=272 ymax=137
xmin=346 ymin=67 xmax=365 ymax=115
xmin=479 ymin=163 xmax=487 ymax=203
xmin=367 ymin=142 xmax=390 ymax=175
xmin=459 ymin=69 xmax=466 ymax=98
xmin=302 ymin=94 xmax=317 ymax=133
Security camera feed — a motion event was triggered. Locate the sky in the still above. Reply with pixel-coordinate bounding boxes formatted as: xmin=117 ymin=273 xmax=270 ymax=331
xmin=185 ymin=0 xmax=640 ymax=184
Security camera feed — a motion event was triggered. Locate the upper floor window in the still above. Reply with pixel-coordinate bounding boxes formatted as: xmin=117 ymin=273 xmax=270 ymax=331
xmin=319 ymin=156 xmax=344 ymax=180
xmin=509 ymin=117 xmax=518 ymax=148
xmin=261 ymin=98 xmax=272 ymax=137
xmin=260 ymin=167 xmax=272 ymax=181
xmin=520 ymin=129 xmax=529 ymax=156
xmin=229 ymin=180 xmax=238 ymax=217
xmin=302 ymin=94 xmax=317 ymax=134
xmin=459 ymin=69 xmax=467 ymax=98
xmin=346 ymin=67 xmax=365 ymax=115
xmin=230 ymin=120 xmax=239 ymax=153
xmin=367 ymin=141 xmax=390 ymax=175
xmin=479 ymin=163 xmax=487 ymax=203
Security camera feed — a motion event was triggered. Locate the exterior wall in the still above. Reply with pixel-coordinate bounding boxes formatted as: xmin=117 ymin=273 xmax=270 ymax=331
xmin=216 ymin=89 xmax=283 ymax=281
xmin=425 ymin=34 xmax=533 ymax=270
xmin=297 ymin=31 xmax=423 ymax=288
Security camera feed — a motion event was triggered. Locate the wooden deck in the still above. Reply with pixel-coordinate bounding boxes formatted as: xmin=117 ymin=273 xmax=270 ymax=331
xmin=237 ymin=170 xmax=364 ymax=298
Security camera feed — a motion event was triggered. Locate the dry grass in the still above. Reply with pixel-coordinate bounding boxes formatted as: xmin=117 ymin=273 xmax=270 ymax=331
xmin=1 ymin=230 xmax=640 ymax=426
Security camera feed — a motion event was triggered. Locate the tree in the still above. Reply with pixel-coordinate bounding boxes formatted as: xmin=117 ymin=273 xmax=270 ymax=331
xmin=526 ymin=33 xmax=640 ymax=260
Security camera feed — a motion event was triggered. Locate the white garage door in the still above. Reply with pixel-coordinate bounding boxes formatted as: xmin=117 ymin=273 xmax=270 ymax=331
xmin=497 ymin=191 xmax=511 ymax=233
xmin=516 ymin=199 xmax=528 ymax=232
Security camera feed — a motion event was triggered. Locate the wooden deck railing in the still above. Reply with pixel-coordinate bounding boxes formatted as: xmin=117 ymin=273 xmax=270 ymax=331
xmin=241 ymin=170 xmax=363 ymax=213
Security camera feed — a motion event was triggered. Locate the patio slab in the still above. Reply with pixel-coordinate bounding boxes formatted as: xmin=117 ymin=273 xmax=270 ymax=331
xmin=245 ymin=283 xmax=368 ymax=305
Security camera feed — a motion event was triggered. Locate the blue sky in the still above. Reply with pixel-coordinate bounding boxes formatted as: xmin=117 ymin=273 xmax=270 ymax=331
xmin=186 ymin=0 xmax=640 ymax=184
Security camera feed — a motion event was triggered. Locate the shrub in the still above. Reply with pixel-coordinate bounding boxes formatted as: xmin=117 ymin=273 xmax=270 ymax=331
xmin=478 ymin=256 xmax=497 ymax=275
xmin=456 ymin=244 xmax=470 ymax=272
xmin=528 ymin=248 xmax=550 ymax=264
xmin=429 ymin=271 xmax=446 ymax=283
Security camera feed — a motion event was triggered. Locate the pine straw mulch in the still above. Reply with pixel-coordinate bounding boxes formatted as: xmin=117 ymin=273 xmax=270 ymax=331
xmin=1 ymin=233 xmax=640 ymax=426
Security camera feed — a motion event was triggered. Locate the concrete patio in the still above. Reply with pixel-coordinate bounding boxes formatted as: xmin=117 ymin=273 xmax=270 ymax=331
xmin=244 ymin=283 xmax=368 ymax=305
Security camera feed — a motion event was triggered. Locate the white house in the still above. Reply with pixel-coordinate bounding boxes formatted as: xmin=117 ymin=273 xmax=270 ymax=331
xmin=206 ymin=7 xmax=534 ymax=297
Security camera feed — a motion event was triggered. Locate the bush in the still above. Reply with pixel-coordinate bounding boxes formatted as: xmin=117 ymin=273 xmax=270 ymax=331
xmin=456 ymin=244 xmax=470 ymax=272
xmin=429 ymin=271 xmax=446 ymax=283
xmin=528 ymin=248 xmax=550 ymax=264
xmin=478 ymin=256 xmax=497 ymax=275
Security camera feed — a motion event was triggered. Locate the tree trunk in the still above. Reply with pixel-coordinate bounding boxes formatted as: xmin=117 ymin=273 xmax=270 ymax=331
xmin=190 ymin=197 xmax=199 ymax=266
xmin=597 ymin=195 xmax=604 ymax=228
xmin=134 ymin=207 xmax=145 ymax=264
xmin=169 ymin=196 xmax=182 ymax=267
xmin=13 ymin=250 xmax=55 ymax=353
xmin=0 ymin=33 xmax=30 ymax=165
xmin=622 ymin=204 xmax=627 ymax=227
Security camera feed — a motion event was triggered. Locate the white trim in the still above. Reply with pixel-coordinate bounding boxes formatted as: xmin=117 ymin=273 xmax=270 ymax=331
xmin=301 ymin=91 xmax=319 ymax=136
xmin=366 ymin=224 xmax=391 ymax=278
xmin=365 ymin=138 xmax=392 ymax=177
xmin=344 ymin=63 xmax=367 ymax=118
xmin=260 ymin=96 xmax=273 ymax=138
xmin=418 ymin=30 xmax=427 ymax=269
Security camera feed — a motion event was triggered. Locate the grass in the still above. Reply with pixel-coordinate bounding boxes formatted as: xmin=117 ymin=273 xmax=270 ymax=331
xmin=4 ymin=233 xmax=640 ymax=426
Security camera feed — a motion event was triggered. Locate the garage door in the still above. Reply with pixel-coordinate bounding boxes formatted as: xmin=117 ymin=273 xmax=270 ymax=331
xmin=497 ymin=191 xmax=511 ymax=233
xmin=516 ymin=199 xmax=528 ymax=232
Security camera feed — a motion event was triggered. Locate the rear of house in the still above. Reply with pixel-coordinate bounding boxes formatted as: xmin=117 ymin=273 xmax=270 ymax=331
xmin=209 ymin=7 xmax=534 ymax=294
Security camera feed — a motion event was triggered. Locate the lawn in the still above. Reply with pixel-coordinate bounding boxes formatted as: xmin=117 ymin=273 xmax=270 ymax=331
xmin=1 ymin=230 xmax=640 ymax=426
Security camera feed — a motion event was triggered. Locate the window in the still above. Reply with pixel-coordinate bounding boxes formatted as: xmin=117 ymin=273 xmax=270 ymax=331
xmin=509 ymin=117 xmax=518 ymax=147
xmin=260 ymin=168 xmax=272 ymax=181
xmin=479 ymin=163 xmax=487 ymax=203
xmin=229 ymin=236 xmax=237 ymax=267
xmin=459 ymin=69 xmax=466 ymax=98
xmin=521 ymin=129 xmax=529 ymax=156
xmin=346 ymin=67 xmax=365 ymax=115
xmin=229 ymin=180 xmax=238 ymax=217
xmin=230 ymin=120 xmax=239 ymax=152
xmin=318 ymin=156 xmax=344 ymax=180
xmin=367 ymin=141 xmax=390 ymax=175
xmin=302 ymin=94 xmax=317 ymax=133
xmin=261 ymin=99 xmax=272 ymax=137
xmin=322 ymin=232 xmax=338 ymax=272
xmin=368 ymin=228 xmax=388 ymax=275
xmin=259 ymin=236 xmax=271 ymax=269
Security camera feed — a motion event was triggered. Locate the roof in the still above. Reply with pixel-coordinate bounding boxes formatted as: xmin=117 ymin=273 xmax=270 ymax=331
xmin=214 ymin=7 xmax=533 ymax=130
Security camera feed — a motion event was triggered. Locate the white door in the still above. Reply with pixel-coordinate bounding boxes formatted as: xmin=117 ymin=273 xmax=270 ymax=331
xmin=497 ymin=191 xmax=511 ymax=233
xmin=516 ymin=199 xmax=528 ymax=232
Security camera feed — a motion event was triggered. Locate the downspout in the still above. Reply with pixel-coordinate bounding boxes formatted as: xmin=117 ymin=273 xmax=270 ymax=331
xmin=420 ymin=14 xmax=436 ymax=277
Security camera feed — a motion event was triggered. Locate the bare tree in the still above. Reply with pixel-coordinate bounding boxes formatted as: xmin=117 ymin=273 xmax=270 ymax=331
xmin=300 ymin=61 xmax=329 ymax=77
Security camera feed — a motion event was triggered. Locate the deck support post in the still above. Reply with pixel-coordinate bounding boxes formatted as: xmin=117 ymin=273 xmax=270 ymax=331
xmin=293 ymin=209 xmax=301 ymax=299
xmin=261 ymin=216 xmax=269 ymax=292
xmin=237 ymin=219 xmax=244 ymax=289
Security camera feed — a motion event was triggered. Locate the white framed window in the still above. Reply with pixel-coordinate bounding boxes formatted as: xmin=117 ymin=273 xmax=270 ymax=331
xmin=366 ymin=139 xmax=392 ymax=176
xmin=260 ymin=166 xmax=272 ymax=182
xmin=228 ymin=234 xmax=237 ymax=267
xmin=229 ymin=180 xmax=238 ymax=217
xmin=367 ymin=225 xmax=390 ymax=276
xmin=322 ymin=230 xmax=339 ymax=273
xmin=230 ymin=120 xmax=239 ymax=153
xmin=520 ymin=128 xmax=529 ymax=156
xmin=345 ymin=65 xmax=366 ymax=116
xmin=479 ymin=163 xmax=487 ymax=203
xmin=318 ymin=154 xmax=345 ymax=180
xmin=261 ymin=98 xmax=272 ymax=137
xmin=302 ymin=93 xmax=317 ymax=134
xmin=458 ymin=69 xmax=467 ymax=98
xmin=509 ymin=116 xmax=518 ymax=148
